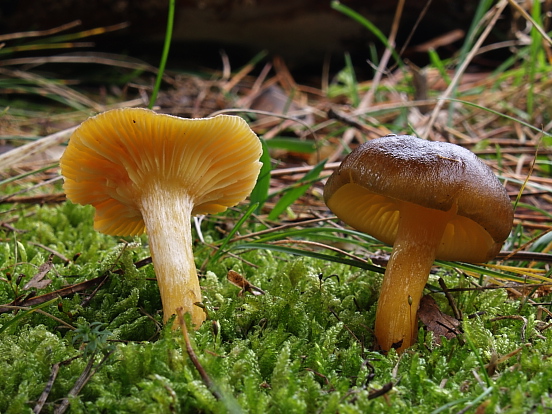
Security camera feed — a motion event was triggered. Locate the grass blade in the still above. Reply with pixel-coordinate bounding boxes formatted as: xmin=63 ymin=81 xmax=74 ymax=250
xmin=234 ymin=242 xmax=385 ymax=273
xmin=0 ymin=297 xmax=60 ymax=335
xmin=268 ymin=159 xmax=326 ymax=220
xmin=248 ymin=138 xmax=271 ymax=213
xmin=149 ymin=0 xmax=175 ymax=108
xmin=212 ymin=203 xmax=259 ymax=262
xmin=331 ymin=1 xmax=402 ymax=67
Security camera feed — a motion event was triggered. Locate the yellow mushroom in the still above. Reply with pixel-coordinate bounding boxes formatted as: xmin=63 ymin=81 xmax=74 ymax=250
xmin=60 ymin=108 xmax=262 ymax=328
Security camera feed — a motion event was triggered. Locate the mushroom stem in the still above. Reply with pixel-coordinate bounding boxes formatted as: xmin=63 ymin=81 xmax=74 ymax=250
xmin=374 ymin=202 xmax=456 ymax=353
xmin=139 ymin=186 xmax=206 ymax=328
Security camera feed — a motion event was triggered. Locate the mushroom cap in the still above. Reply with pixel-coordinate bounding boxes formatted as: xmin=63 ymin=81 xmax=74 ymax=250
xmin=60 ymin=108 xmax=262 ymax=236
xmin=324 ymin=135 xmax=513 ymax=262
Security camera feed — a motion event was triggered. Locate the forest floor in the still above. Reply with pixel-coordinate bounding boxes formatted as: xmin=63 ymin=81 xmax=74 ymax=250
xmin=1 ymin=1 xmax=552 ymax=413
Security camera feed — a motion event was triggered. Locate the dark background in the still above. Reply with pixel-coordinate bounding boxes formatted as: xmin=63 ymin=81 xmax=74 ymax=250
xmin=0 ymin=0 xmax=520 ymax=74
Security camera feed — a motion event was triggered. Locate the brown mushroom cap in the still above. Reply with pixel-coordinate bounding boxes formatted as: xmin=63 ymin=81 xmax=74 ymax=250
xmin=324 ymin=134 xmax=513 ymax=263
xmin=61 ymin=108 xmax=262 ymax=236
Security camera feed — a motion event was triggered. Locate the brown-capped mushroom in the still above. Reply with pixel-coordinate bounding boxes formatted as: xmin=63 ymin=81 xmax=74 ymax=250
xmin=324 ymin=134 xmax=513 ymax=353
xmin=60 ymin=108 xmax=262 ymax=328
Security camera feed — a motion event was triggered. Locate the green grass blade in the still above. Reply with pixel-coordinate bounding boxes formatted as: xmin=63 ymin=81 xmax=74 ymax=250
xmin=268 ymin=159 xmax=326 ymax=220
xmin=464 ymin=331 xmax=493 ymax=388
xmin=526 ymin=0 xmax=544 ymax=117
xmin=331 ymin=1 xmax=402 ymax=67
xmin=212 ymin=203 xmax=259 ymax=262
xmin=252 ymin=226 xmax=381 ymax=245
xmin=431 ymin=386 xmax=494 ymax=414
xmin=427 ymin=49 xmax=450 ymax=84
xmin=265 ymin=137 xmax=317 ymax=154
xmin=234 ymin=242 xmax=385 ymax=273
xmin=344 ymin=53 xmax=360 ymax=107
xmin=0 ymin=297 xmax=60 ymax=335
xmin=0 ymin=163 xmax=59 ymax=187
xmin=149 ymin=0 xmax=175 ymax=108
xmin=457 ymin=0 xmax=494 ymax=59
xmin=248 ymin=138 xmax=271 ymax=213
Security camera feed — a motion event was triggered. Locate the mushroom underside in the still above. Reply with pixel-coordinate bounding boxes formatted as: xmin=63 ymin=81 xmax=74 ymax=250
xmin=327 ymin=183 xmax=501 ymax=263
xmin=326 ymin=183 xmax=501 ymax=352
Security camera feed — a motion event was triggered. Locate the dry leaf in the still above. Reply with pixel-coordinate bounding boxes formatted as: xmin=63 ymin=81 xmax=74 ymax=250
xmin=418 ymin=295 xmax=461 ymax=344
xmin=23 ymin=258 xmax=54 ymax=290
xmin=227 ymin=270 xmax=265 ymax=296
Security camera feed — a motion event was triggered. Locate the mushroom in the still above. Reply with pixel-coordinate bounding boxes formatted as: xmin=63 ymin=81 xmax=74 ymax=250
xmin=60 ymin=108 xmax=262 ymax=328
xmin=324 ymin=134 xmax=513 ymax=352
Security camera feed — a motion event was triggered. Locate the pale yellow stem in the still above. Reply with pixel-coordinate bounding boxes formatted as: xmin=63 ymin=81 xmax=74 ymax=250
xmin=374 ymin=202 xmax=456 ymax=353
xmin=139 ymin=188 xmax=206 ymax=328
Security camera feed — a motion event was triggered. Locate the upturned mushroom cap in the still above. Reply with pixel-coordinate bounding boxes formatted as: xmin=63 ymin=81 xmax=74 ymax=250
xmin=60 ymin=107 xmax=262 ymax=327
xmin=61 ymin=108 xmax=262 ymax=236
xmin=324 ymin=134 xmax=513 ymax=263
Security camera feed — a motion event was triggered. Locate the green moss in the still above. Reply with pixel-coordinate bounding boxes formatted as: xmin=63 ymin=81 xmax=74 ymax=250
xmin=1 ymin=202 xmax=551 ymax=413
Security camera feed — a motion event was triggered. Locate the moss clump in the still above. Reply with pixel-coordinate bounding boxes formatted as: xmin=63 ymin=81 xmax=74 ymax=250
xmin=1 ymin=203 xmax=551 ymax=413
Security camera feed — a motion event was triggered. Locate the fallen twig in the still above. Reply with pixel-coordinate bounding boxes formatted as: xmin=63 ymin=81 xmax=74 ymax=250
xmin=33 ymin=356 xmax=80 ymax=414
xmin=0 ymin=274 xmax=109 ymax=313
xmin=54 ymin=350 xmax=114 ymax=414
xmin=176 ymin=307 xmax=223 ymax=401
